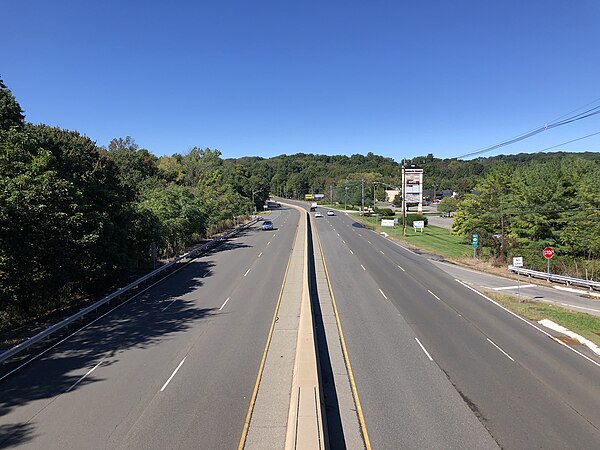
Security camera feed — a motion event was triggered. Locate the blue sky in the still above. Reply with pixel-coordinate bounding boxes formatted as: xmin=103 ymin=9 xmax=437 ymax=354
xmin=2 ymin=0 xmax=600 ymax=161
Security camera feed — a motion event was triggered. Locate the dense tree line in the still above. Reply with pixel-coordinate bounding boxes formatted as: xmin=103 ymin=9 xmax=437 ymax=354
xmin=0 ymin=81 xmax=255 ymax=328
xmin=452 ymin=157 xmax=600 ymax=275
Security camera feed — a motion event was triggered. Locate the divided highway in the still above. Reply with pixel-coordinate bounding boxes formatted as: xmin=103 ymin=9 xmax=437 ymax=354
xmin=0 ymin=207 xmax=299 ymax=449
xmin=310 ymin=206 xmax=600 ymax=449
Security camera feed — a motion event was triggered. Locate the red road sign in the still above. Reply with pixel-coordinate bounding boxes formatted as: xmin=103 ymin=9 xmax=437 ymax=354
xmin=543 ymin=247 xmax=554 ymax=259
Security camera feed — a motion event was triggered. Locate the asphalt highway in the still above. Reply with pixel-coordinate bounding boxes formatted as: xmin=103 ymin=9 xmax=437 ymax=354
xmin=311 ymin=207 xmax=600 ymax=449
xmin=0 ymin=207 xmax=298 ymax=450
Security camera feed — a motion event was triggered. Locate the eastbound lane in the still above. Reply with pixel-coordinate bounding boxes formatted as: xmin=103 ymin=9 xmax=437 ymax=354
xmin=313 ymin=209 xmax=600 ymax=449
xmin=311 ymin=211 xmax=497 ymax=449
xmin=0 ymin=208 xmax=299 ymax=450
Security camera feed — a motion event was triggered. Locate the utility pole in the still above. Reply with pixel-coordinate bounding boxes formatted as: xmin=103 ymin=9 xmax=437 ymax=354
xmin=361 ymin=178 xmax=365 ymax=215
xmin=344 ymin=185 xmax=348 ymax=211
xmin=373 ymin=183 xmax=376 ymax=207
xmin=330 ymin=184 xmax=334 ymax=205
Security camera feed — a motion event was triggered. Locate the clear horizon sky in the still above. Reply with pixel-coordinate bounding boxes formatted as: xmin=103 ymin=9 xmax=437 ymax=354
xmin=3 ymin=0 xmax=600 ymax=161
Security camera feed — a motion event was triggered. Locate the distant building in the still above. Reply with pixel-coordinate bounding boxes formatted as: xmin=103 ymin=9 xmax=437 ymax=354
xmin=384 ymin=189 xmax=400 ymax=202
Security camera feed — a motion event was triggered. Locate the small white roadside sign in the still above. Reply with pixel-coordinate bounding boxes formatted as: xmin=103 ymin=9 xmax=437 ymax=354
xmin=513 ymin=257 xmax=523 ymax=267
xmin=381 ymin=219 xmax=395 ymax=227
xmin=413 ymin=220 xmax=424 ymax=232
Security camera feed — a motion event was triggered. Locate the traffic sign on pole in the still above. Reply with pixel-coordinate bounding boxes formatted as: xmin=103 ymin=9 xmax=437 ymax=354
xmin=543 ymin=247 xmax=554 ymax=259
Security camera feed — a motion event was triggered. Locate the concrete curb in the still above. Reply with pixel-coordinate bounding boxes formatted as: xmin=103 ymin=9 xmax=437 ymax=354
xmin=285 ymin=209 xmax=326 ymax=450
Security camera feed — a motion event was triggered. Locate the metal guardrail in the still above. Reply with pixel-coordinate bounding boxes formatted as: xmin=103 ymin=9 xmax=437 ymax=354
xmin=508 ymin=265 xmax=600 ymax=291
xmin=0 ymin=217 xmax=261 ymax=363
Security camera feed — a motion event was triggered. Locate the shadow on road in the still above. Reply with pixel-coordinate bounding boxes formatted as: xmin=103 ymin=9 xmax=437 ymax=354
xmin=0 ymin=235 xmax=255 ymax=448
xmin=306 ymin=219 xmax=346 ymax=449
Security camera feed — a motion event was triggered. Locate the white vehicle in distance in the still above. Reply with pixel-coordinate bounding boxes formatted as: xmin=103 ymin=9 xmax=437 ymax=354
xmin=327 ymin=210 xmax=335 ymax=216
xmin=315 ymin=212 xmax=323 ymax=218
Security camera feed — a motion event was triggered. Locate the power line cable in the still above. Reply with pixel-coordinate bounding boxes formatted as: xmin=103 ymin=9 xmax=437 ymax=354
xmin=532 ymin=130 xmax=600 ymax=153
xmin=453 ymin=100 xmax=600 ymax=159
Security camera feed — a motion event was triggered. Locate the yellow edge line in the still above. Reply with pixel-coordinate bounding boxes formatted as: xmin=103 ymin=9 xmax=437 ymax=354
xmin=238 ymin=210 xmax=300 ymax=450
xmin=313 ymin=219 xmax=372 ymax=450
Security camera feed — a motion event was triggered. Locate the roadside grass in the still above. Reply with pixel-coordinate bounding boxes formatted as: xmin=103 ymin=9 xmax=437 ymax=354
xmin=352 ymin=214 xmax=471 ymax=259
xmin=486 ymin=291 xmax=600 ymax=347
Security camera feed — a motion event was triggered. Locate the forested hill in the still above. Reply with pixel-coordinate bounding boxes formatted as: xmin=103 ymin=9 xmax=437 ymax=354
xmin=229 ymin=150 xmax=600 ymax=199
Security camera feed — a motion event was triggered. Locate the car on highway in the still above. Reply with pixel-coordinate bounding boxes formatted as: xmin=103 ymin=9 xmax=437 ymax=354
xmin=261 ymin=220 xmax=274 ymax=230
xmin=314 ymin=212 xmax=323 ymax=218
xmin=327 ymin=210 xmax=335 ymax=216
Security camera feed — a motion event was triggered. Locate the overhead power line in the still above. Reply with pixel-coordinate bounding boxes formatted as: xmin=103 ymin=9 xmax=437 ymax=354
xmin=454 ymin=101 xmax=600 ymax=159
xmin=533 ymin=130 xmax=600 ymax=153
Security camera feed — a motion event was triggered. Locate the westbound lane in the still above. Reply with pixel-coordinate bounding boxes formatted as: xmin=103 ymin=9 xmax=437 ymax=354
xmin=313 ymin=209 xmax=600 ymax=449
xmin=0 ymin=207 xmax=299 ymax=450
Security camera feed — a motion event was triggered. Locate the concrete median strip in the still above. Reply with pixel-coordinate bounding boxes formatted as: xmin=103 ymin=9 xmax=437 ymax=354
xmin=242 ymin=204 xmax=325 ymax=450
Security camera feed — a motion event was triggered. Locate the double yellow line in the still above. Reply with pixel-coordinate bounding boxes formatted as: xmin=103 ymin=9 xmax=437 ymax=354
xmin=237 ymin=216 xmax=299 ymax=450
xmin=312 ymin=218 xmax=372 ymax=450
xmin=238 ymin=209 xmax=371 ymax=449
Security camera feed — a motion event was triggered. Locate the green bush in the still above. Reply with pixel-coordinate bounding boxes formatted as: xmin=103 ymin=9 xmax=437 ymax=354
xmin=405 ymin=214 xmax=428 ymax=227
xmin=374 ymin=207 xmax=395 ymax=217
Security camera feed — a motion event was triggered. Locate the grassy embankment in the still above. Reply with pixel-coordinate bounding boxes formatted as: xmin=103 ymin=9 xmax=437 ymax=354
xmin=487 ymin=291 xmax=600 ymax=347
xmin=350 ymin=213 xmax=600 ymax=346
xmin=353 ymin=214 xmax=471 ymax=259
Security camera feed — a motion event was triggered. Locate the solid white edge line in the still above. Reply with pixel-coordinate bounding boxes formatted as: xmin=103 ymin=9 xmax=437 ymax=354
xmin=360 ymin=264 xmax=366 ymax=271
xmin=560 ymin=303 xmax=600 ymax=313
xmin=427 ymin=290 xmax=441 ymax=301
xmin=219 ymin=297 xmax=231 ymax=311
xmin=379 ymin=289 xmax=388 ymax=300
xmin=455 ymin=279 xmax=600 ymax=368
xmin=397 ymin=265 xmax=405 ymax=272
xmin=161 ymin=357 xmax=186 ymax=392
xmin=387 ymin=237 xmax=420 ymax=256
xmin=492 ymin=284 xmax=536 ymax=291
xmin=0 ymin=252 xmax=200 ymax=383
xmin=161 ymin=299 xmax=177 ymax=312
xmin=414 ymin=337 xmax=433 ymax=361
xmin=244 ymin=268 xmax=251 ymax=277
xmin=66 ymin=360 xmax=104 ymax=392
xmin=486 ymin=338 xmax=515 ymax=361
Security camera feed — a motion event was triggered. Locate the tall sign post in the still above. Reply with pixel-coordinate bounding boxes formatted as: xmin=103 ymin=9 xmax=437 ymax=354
xmin=472 ymin=233 xmax=479 ymax=259
xmin=543 ymin=247 xmax=554 ymax=274
xmin=401 ymin=164 xmax=424 ymax=236
xmin=401 ymin=166 xmax=406 ymax=236
xmin=513 ymin=256 xmax=524 ymax=302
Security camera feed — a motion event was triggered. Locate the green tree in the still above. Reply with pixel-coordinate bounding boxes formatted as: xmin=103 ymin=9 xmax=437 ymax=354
xmin=437 ymin=196 xmax=459 ymax=217
xmin=0 ymin=78 xmax=25 ymax=131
